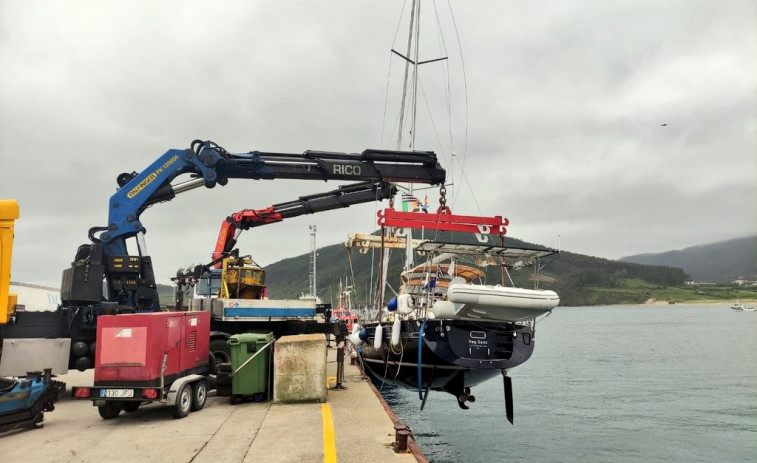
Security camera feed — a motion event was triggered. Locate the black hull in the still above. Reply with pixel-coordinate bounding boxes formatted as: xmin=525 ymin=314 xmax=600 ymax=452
xmin=358 ymin=319 xmax=534 ymax=394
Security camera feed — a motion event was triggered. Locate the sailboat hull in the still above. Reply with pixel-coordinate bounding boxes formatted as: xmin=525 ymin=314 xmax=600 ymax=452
xmin=358 ymin=319 xmax=534 ymax=391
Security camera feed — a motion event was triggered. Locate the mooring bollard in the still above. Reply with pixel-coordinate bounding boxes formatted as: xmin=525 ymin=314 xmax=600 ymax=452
xmin=396 ymin=429 xmax=410 ymax=451
xmin=394 ymin=422 xmax=411 ymax=452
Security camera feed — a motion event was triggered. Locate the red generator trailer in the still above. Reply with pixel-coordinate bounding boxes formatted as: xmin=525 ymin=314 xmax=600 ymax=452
xmin=72 ymin=311 xmax=212 ymax=419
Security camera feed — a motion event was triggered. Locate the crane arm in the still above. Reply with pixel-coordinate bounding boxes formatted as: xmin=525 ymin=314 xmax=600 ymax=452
xmin=212 ymin=181 xmax=395 ymax=266
xmin=101 ymin=140 xmax=445 ymax=256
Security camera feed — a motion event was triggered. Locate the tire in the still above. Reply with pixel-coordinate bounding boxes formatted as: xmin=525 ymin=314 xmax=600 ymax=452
xmin=98 ymin=402 xmax=122 ymax=419
xmin=217 ymin=362 xmax=232 ymax=373
xmin=209 ymin=338 xmax=231 ymax=365
xmin=208 ymin=353 xmax=218 ymax=375
xmin=74 ymin=244 xmax=91 ymax=261
xmin=190 ymin=379 xmax=208 ymax=411
xmin=216 ymin=370 xmax=231 ymax=386
xmin=123 ymin=402 xmax=141 ymax=412
xmin=172 ymin=384 xmax=192 ymax=419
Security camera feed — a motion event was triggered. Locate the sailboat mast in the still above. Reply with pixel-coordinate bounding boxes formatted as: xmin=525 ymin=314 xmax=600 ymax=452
xmin=395 ymin=0 xmax=418 ymax=153
xmin=410 ymin=0 xmax=421 ymax=157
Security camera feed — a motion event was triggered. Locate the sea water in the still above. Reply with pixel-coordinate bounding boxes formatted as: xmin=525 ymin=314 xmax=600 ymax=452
xmin=379 ymin=305 xmax=757 ymax=462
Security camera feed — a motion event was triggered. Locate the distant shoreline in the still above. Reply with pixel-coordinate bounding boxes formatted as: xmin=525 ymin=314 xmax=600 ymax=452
xmin=644 ymin=298 xmax=757 ymax=306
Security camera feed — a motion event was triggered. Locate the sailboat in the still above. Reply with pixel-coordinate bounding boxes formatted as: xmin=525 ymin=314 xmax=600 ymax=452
xmin=346 ymin=1 xmax=560 ymax=424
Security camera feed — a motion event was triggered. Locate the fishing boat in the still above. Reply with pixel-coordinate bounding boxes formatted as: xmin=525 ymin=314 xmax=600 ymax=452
xmin=331 ymin=281 xmax=359 ymax=331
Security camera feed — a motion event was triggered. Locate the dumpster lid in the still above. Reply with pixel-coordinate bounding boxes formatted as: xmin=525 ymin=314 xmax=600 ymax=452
xmin=228 ymin=332 xmax=274 ymax=345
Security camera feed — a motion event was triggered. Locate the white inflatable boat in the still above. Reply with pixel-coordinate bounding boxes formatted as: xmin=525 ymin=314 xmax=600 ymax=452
xmin=433 ymin=284 xmax=559 ymax=322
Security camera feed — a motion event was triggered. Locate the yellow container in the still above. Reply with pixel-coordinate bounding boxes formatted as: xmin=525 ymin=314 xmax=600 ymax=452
xmin=0 ymin=199 xmax=20 ymax=324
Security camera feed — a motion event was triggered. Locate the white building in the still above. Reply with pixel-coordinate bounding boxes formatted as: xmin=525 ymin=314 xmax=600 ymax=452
xmin=9 ymin=281 xmax=60 ymax=312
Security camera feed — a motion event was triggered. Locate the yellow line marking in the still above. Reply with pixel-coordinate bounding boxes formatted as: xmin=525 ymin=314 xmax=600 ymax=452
xmin=321 ymin=403 xmax=337 ymax=463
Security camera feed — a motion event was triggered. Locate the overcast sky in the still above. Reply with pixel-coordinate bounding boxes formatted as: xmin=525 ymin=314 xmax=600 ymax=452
xmin=1 ymin=0 xmax=755 ymax=287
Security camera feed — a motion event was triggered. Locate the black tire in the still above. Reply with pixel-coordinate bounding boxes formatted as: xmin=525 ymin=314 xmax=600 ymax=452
xmin=123 ymin=402 xmax=141 ymax=412
xmin=208 ymin=352 xmax=218 ymax=375
xmin=209 ymin=338 xmax=231 ymax=365
xmin=217 ymin=362 xmax=232 ymax=373
xmin=74 ymin=244 xmax=91 ymax=261
xmin=190 ymin=379 xmax=208 ymax=411
xmin=98 ymin=402 xmax=122 ymax=419
xmin=216 ymin=370 xmax=231 ymax=386
xmin=172 ymin=384 xmax=191 ymax=419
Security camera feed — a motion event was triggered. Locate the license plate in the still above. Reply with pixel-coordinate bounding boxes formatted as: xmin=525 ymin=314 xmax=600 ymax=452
xmin=101 ymin=389 xmax=134 ymax=398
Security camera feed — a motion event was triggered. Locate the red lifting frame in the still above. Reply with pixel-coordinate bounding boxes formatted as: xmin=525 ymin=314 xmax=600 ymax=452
xmin=377 ymin=208 xmax=509 ymax=236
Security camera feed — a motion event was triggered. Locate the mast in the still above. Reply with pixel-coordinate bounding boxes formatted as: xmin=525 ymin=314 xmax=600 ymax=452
xmin=308 ymin=224 xmax=317 ymax=299
xmin=384 ymin=0 xmax=450 ymax=284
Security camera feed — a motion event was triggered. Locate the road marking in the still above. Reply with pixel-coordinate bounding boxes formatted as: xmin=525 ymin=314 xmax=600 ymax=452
xmin=321 ymin=403 xmax=337 ymax=462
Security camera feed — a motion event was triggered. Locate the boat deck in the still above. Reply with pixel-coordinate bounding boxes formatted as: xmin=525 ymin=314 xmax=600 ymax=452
xmin=1 ymin=347 xmax=426 ymax=463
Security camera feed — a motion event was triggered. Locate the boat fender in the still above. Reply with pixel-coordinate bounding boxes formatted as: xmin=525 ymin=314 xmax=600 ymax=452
xmin=358 ymin=328 xmax=369 ymax=341
xmin=350 ymin=323 xmax=360 ymax=336
xmin=391 ymin=317 xmax=401 ymax=346
xmin=432 ymin=300 xmax=458 ymax=318
xmin=373 ymin=324 xmax=384 ymax=349
xmin=348 ymin=331 xmax=364 ymax=346
xmin=387 ymin=297 xmax=398 ymax=312
xmin=397 ymin=294 xmax=414 ymax=314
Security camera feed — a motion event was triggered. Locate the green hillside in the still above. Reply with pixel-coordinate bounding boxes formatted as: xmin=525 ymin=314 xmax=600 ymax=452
xmin=620 ymin=235 xmax=757 ymax=283
xmin=156 ymin=233 xmax=757 ymax=307
xmin=260 ymin=232 xmax=757 ymax=307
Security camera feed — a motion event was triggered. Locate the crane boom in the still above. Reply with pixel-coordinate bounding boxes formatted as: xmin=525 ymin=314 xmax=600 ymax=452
xmin=212 ymin=181 xmax=395 ymax=266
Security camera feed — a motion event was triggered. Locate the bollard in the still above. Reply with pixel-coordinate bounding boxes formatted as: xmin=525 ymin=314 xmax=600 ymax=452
xmin=395 ymin=429 xmax=411 ymax=451
xmin=394 ymin=423 xmax=411 ymax=452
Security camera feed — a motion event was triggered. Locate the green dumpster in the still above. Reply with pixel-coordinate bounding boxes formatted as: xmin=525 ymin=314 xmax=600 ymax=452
xmin=228 ymin=332 xmax=274 ymax=400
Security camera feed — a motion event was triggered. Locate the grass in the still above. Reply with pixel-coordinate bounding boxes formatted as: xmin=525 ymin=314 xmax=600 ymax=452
xmin=584 ymin=279 xmax=757 ymax=305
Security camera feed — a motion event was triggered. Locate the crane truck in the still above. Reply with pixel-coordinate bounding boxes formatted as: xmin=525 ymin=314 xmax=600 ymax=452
xmin=0 ymin=140 xmax=446 ymax=371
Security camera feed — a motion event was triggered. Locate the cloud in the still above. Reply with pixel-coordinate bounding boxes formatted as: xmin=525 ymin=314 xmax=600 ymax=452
xmin=1 ymin=0 xmax=755 ymax=287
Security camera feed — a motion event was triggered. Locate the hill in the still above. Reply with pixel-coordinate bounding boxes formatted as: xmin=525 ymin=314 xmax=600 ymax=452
xmin=155 ymin=234 xmax=757 ymax=307
xmin=620 ymin=235 xmax=757 ymax=283
xmin=262 ymin=232 xmax=691 ymax=307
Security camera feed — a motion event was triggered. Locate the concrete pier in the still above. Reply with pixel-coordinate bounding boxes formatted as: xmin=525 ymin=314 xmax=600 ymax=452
xmin=0 ymin=344 xmax=427 ymax=463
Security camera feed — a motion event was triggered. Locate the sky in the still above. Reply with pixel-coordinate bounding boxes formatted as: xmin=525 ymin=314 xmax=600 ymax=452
xmin=1 ymin=0 xmax=755 ymax=287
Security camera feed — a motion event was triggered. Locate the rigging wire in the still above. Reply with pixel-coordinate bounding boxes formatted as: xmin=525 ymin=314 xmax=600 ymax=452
xmin=380 ymin=0 xmax=411 ymax=147
xmin=444 ymin=0 xmax=479 ymax=216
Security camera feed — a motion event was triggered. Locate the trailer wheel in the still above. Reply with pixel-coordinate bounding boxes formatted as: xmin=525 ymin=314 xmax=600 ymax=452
xmin=98 ymin=402 xmax=122 ymax=419
xmin=210 ymin=338 xmax=231 ymax=364
xmin=190 ymin=379 xmax=208 ymax=411
xmin=172 ymin=384 xmax=192 ymax=419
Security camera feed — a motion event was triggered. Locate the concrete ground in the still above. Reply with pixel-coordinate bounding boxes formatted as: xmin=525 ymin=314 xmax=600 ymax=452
xmin=1 ymin=347 xmax=423 ymax=463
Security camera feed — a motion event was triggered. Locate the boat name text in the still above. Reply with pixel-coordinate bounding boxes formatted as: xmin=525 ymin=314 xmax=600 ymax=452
xmin=468 ymin=340 xmax=490 ymax=346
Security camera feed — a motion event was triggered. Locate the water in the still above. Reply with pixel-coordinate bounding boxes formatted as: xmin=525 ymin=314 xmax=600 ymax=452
xmin=379 ymin=305 xmax=757 ymax=462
